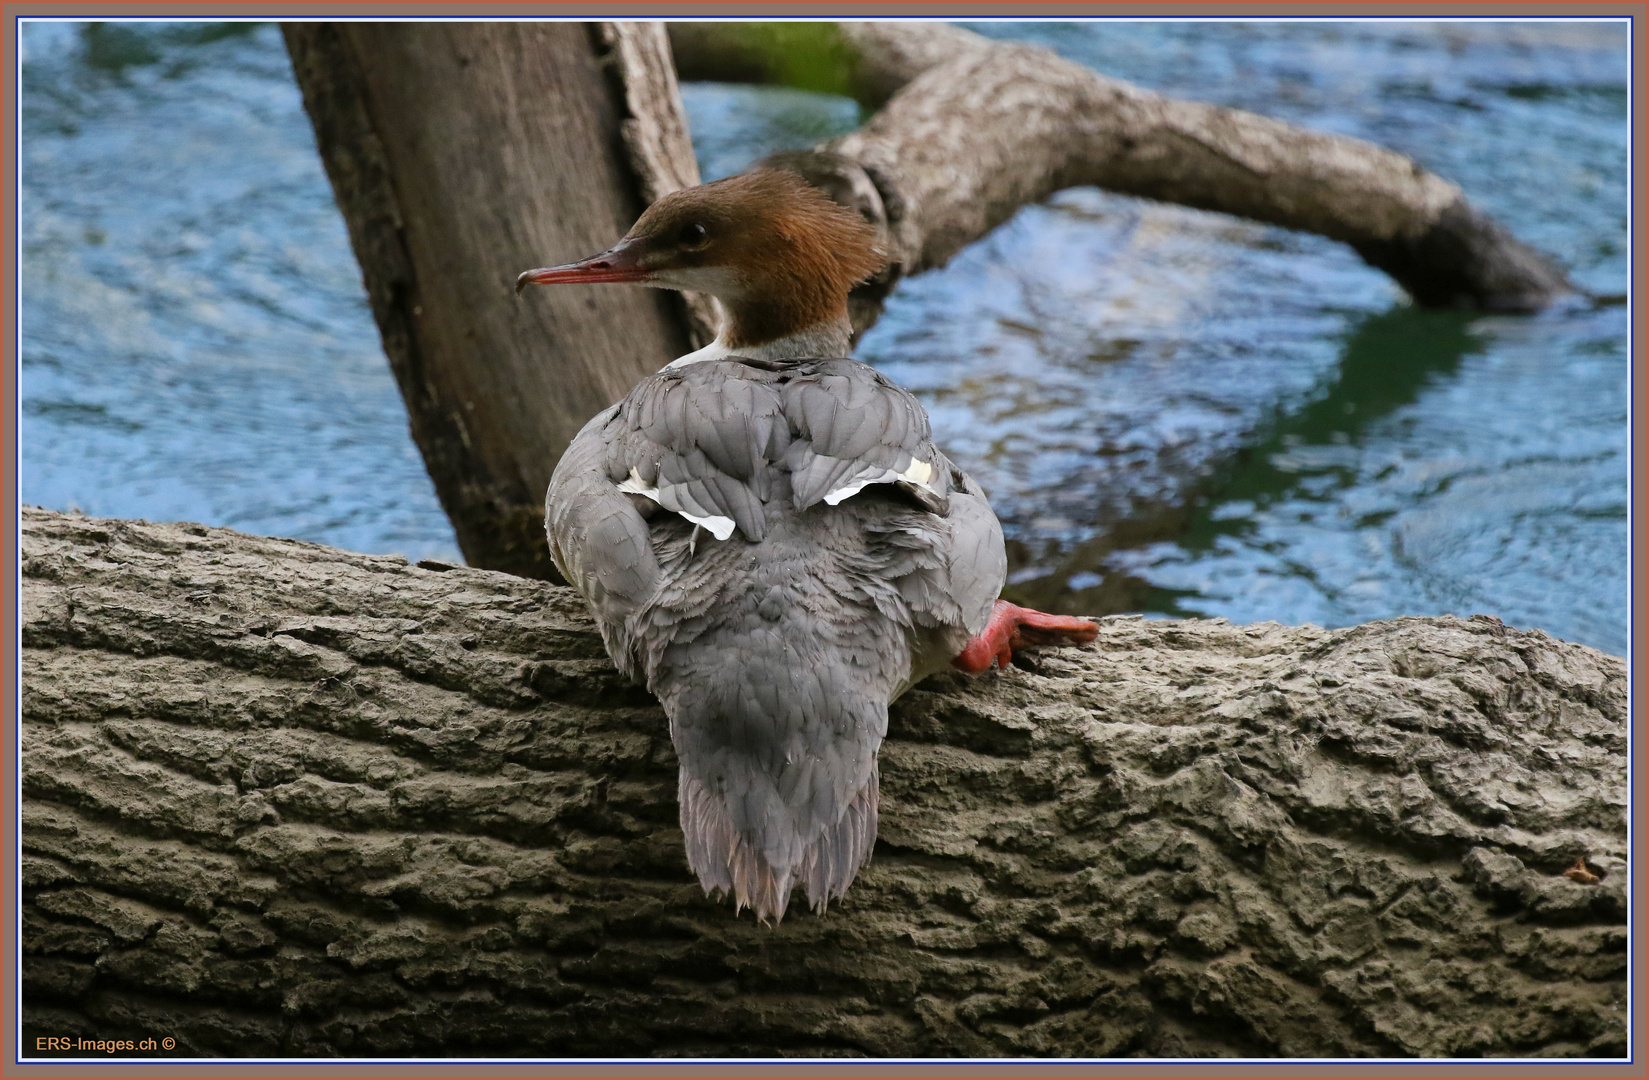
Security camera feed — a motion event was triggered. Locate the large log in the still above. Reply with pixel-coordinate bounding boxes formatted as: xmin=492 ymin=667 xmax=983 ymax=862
xmin=670 ymin=21 xmax=1574 ymax=332
xmin=20 ymin=508 xmax=1626 ymax=1058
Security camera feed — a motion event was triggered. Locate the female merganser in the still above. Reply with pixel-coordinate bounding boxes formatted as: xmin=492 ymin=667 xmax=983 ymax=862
xmin=518 ymin=169 xmax=1097 ymax=922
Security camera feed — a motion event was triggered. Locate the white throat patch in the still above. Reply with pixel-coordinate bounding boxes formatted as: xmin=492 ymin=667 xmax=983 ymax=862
xmin=663 ymin=336 xmax=734 ymax=370
xmin=662 ymin=320 xmax=853 ymax=371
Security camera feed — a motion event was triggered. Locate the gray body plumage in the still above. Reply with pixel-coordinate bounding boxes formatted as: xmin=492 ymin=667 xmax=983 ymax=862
xmin=548 ymin=356 xmax=1006 ymax=920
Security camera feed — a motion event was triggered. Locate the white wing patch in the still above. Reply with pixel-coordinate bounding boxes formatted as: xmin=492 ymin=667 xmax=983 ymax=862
xmin=616 ymin=466 xmax=658 ymax=499
xmin=822 ymin=458 xmax=940 ymax=506
xmin=617 ymin=467 xmax=737 ymax=541
xmin=680 ymin=512 xmax=737 ymax=541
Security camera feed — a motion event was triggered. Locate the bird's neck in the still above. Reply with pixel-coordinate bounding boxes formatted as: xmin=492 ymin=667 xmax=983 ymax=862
xmin=666 ymin=304 xmax=853 ymax=369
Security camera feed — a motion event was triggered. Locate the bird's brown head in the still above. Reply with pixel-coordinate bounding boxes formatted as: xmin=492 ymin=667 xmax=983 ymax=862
xmin=517 ymin=169 xmax=884 ymax=349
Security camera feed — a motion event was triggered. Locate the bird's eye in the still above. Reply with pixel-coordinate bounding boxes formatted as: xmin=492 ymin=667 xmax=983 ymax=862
xmin=679 ymin=223 xmax=708 ymax=247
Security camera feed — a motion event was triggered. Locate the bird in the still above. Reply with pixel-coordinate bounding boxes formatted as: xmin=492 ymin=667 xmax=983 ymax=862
xmin=517 ymin=168 xmax=1098 ymax=923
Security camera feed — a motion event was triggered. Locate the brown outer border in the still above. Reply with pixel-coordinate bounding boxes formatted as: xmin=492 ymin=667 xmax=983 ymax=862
xmin=0 ymin=3 xmax=1640 ymax=1079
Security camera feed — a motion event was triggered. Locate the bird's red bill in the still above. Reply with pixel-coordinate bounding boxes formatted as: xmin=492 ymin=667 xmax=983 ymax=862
xmin=516 ymin=243 xmax=649 ymax=292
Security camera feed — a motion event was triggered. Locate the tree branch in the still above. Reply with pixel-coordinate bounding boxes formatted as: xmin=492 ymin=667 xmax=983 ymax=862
xmin=594 ymin=21 xmax=719 ymax=347
xmin=668 ymin=21 xmax=1573 ymax=331
xmin=21 ymin=508 xmax=1625 ymax=1058
xmin=282 ymin=23 xmax=699 ymax=580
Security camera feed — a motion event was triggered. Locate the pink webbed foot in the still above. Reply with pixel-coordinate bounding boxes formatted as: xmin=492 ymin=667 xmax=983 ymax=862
xmin=951 ymin=600 xmax=1100 ymax=675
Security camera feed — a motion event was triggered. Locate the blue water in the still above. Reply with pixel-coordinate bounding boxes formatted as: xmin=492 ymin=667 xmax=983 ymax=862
xmin=18 ymin=20 xmax=1630 ymax=656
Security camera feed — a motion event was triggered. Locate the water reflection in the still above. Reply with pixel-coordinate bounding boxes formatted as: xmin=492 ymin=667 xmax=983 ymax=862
xmin=1008 ymin=308 xmax=1484 ymax=615
xmin=1186 ymin=307 xmax=1488 ymax=553
xmin=1096 ymin=303 xmax=1627 ymax=651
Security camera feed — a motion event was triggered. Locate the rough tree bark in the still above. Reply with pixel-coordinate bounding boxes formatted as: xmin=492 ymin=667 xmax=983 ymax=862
xmin=280 ymin=22 xmax=704 ymax=582
xmin=670 ymin=21 xmax=1573 ymax=335
xmin=21 ymin=508 xmax=1626 ymax=1058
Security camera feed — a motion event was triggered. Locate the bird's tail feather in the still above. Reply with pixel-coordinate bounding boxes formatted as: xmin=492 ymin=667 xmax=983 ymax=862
xmin=679 ymin=764 xmax=879 ymax=924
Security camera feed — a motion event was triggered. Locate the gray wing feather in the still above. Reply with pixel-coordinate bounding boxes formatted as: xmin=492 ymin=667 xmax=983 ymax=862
xmin=782 ymin=362 xmax=951 ymax=514
xmin=940 ymin=471 xmax=1008 ymax=637
xmin=546 ymin=405 xmax=660 ymax=676
xmin=604 ymin=364 xmax=790 ymax=542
